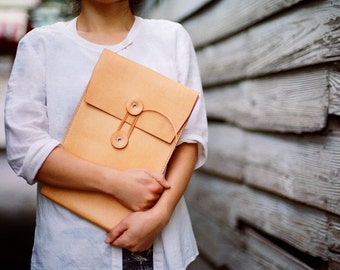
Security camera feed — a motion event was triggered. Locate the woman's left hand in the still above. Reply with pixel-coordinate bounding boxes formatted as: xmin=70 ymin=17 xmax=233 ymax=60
xmin=105 ymin=143 xmax=198 ymax=253
xmin=104 ymin=209 xmax=168 ymax=252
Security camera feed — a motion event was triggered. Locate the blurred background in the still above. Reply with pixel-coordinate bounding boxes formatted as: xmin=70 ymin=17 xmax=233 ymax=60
xmin=1 ymin=0 xmax=340 ymax=269
xmin=0 ymin=1 xmax=70 ymax=269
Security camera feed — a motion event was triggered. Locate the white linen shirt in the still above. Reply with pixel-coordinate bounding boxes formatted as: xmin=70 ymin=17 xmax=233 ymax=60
xmin=5 ymin=16 xmax=208 ymax=270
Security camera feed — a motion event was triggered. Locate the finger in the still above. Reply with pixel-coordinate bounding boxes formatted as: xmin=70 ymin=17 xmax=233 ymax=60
xmin=147 ymin=198 xmax=159 ymax=208
xmin=157 ymin=178 xmax=171 ymax=189
xmin=104 ymin=221 xmax=128 ymax=244
xmin=150 ymin=199 xmax=159 ymax=208
xmin=111 ymin=233 xmax=130 ymax=249
xmin=151 ymin=172 xmax=170 ymax=189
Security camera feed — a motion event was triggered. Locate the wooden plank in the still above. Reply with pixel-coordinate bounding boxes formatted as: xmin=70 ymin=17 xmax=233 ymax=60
xmin=189 ymin=209 xmax=243 ymax=269
xmin=139 ymin=0 xmax=158 ymax=17
xmin=190 ymin=209 xmax=315 ymax=269
xmin=187 ymin=255 xmax=215 ymax=270
xmin=328 ymin=215 xmax=340 ymax=257
xmin=205 ymin=66 xmax=329 ymax=133
xmin=187 ymin=171 xmax=243 ymax=229
xmin=244 ymin=129 xmax=340 ymax=217
xmin=329 ymin=261 xmax=340 ymax=270
xmin=205 ymin=124 xmax=340 ymax=217
xmin=328 ymin=63 xmax=340 ymax=116
xmin=242 ymin=228 xmax=315 ymax=270
xmin=187 ymin=172 xmax=330 ymax=260
xmin=183 ymin=0 xmax=303 ymax=47
xmin=328 ymin=215 xmax=340 ymax=265
xmin=197 ymin=0 xmax=340 ymax=85
xmin=235 ymin=188 xmax=329 ymax=260
xmin=203 ymin=124 xmax=245 ymax=181
xmin=147 ymin=0 xmax=212 ymax=22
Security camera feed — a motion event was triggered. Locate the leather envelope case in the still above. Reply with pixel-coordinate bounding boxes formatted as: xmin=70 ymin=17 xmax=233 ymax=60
xmin=40 ymin=49 xmax=199 ymax=231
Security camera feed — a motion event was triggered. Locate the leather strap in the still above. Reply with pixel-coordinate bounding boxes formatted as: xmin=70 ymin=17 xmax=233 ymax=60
xmin=111 ymin=99 xmax=178 ymax=150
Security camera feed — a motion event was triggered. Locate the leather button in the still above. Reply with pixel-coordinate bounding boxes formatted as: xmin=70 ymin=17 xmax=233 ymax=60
xmin=111 ymin=131 xmax=129 ymax=149
xmin=126 ymin=99 xmax=143 ymax=116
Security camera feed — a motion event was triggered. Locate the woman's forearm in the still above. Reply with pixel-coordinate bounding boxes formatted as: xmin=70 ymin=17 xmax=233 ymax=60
xmin=36 ymin=146 xmax=169 ymax=211
xmin=152 ymin=143 xmax=198 ymax=224
xmin=36 ymin=146 xmax=118 ymax=193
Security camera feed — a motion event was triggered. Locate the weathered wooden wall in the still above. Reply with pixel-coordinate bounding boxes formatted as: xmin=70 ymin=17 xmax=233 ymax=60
xmin=143 ymin=0 xmax=340 ymax=269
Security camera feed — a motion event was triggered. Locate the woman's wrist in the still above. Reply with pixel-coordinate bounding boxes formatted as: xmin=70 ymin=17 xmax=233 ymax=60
xmin=97 ymin=166 xmax=123 ymax=197
xmin=150 ymin=197 xmax=173 ymax=227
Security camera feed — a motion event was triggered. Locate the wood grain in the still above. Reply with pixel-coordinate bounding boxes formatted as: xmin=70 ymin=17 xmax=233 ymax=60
xmin=205 ymin=66 xmax=329 ymax=133
xmin=328 ymin=63 xmax=340 ymax=116
xmin=187 ymin=172 xmax=331 ymax=260
xmin=143 ymin=0 xmax=340 ymax=267
xmin=147 ymin=0 xmax=212 ymax=22
xmin=190 ymin=206 xmax=316 ymax=269
xmin=203 ymin=124 xmax=245 ymax=181
xmin=205 ymin=124 xmax=340 ymax=217
xmin=197 ymin=0 xmax=340 ymax=85
xmin=183 ymin=0 xmax=304 ymax=47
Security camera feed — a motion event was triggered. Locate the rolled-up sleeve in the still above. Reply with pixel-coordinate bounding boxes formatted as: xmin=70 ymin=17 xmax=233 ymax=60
xmin=175 ymin=26 xmax=208 ymax=169
xmin=5 ymin=36 xmax=60 ymax=185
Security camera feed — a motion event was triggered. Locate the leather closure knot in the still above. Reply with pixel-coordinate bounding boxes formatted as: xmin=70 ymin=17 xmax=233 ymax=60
xmin=111 ymin=99 xmax=142 ymax=149
xmin=111 ymin=98 xmax=178 ymax=150
xmin=111 ymin=130 xmax=129 ymax=149
xmin=126 ymin=99 xmax=143 ymax=116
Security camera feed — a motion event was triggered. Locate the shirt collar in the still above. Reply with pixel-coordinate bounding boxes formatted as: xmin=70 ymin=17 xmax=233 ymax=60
xmin=66 ymin=16 xmax=141 ymax=53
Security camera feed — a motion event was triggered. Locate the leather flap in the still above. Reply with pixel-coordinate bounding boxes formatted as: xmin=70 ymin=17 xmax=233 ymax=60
xmin=84 ymin=49 xmax=198 ymax=144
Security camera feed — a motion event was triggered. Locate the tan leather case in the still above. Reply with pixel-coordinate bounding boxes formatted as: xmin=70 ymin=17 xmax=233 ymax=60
xmin=40 ymin=49 xmax=198 ymax=231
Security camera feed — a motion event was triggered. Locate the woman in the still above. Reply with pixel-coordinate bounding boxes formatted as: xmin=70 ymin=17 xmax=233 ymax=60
xmin=5 ymin=0 xmax=208 ymax=269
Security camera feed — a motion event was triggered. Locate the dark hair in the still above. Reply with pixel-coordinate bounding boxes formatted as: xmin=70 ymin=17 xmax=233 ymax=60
xmin=129 ymin=0 xmax=145 ymax=14
xmin=69 ymin=0 xmax=144 ymax=16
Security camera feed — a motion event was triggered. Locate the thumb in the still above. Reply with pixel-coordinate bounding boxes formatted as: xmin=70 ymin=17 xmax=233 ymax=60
xmin=152 ymin=172 xmax=170 ymax=189
xmin=104 ymin=221 xmax=128 ymax=244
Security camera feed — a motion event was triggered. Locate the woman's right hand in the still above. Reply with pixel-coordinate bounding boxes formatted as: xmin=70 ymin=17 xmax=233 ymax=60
xmin=107 ymin=168 xmax=171 ymax=212
xmin=36 ymin=147 xmax=170 ymax=212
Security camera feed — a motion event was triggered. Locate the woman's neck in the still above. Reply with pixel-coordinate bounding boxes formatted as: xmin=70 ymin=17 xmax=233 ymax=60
xmin=76 ymin=1 xmax=135 ymax=45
